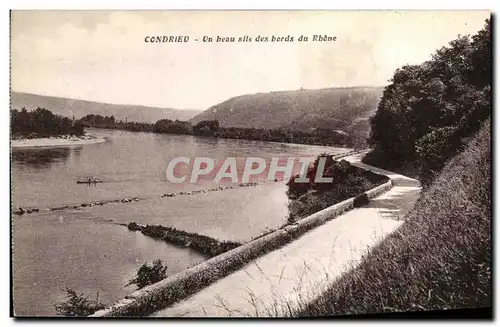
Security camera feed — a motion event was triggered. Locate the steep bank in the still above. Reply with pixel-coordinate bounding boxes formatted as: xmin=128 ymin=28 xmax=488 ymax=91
xmin=296 ymin=120 xmax=491 ymax=317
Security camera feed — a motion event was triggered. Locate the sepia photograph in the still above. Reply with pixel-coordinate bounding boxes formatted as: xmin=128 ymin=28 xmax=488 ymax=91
xmin=9 ymin=10 xmax=492 ymax=318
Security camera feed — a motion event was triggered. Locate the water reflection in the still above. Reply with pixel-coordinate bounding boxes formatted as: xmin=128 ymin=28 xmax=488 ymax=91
xmin=11 ymin=147 xmax=81 ymax=169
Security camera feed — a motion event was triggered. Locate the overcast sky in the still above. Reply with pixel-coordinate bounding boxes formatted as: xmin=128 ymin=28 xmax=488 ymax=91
xmin=11 ymin=10 xmax=490 ymax=110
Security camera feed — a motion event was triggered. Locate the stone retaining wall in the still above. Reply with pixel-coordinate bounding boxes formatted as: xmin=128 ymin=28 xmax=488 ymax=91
xmin=90 ymin=152 xmax=392 ymax=317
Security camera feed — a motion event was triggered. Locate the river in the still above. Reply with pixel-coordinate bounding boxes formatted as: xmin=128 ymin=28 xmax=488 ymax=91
xmin=12 ymin=128 xmax=348 ymax=316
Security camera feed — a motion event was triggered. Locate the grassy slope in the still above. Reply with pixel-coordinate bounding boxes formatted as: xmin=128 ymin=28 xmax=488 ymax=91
xmin=190 ymin=87 xmax=383 ymax=132
xmin=296 ymin=120 xmax=491 ymax=316
xmin=11 ymin=91 xmax=203 ymax=123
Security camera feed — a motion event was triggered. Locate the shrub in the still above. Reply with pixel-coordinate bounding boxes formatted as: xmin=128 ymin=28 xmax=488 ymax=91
xmin=127 ymin=259 xmax=168 ymax=290
xmin=54 ymin=288 xmax=105 ymax=317
xmin=353 ymin=193 xmax=369 ymax=207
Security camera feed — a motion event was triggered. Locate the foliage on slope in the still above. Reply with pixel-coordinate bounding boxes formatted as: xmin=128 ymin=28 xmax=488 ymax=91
xmin=287 ymin=155 xmax=389 ymax=221
xmin=365 ymin=19 xmax=491 ymax=186
xmin=297 ymin=120 xmax=491 ymax=316
xmin=190 ymin=87 xmax=383 ymax=134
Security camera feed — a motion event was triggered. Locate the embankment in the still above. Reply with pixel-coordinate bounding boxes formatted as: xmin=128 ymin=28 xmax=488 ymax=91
xmin=295 ymin=120 xmax=491 ymax=316
xmin=90 ymin=155 xmax=392 ymax=317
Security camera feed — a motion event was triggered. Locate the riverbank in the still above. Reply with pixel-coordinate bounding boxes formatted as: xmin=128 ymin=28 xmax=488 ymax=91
xmin=80 ymin=119 xmax=358 ymax=148
xmin=287 ymin=154 xmax=389 ymax=222
xmin=295 ymin=123 xmax=490 ymax=317
xmin=11 ymin=134 xmax=106 ymax=148
xmin=89 ymin=152 xmax=401 ymax=317
xmin=11 ymin=128 xmax=351 ymax=317
xmin=148 ymin=153 xmax=420 ymax=317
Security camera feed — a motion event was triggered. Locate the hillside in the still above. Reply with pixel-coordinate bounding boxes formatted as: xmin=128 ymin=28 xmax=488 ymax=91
xmin=190 ymin=87 xmax=384 ymax=133
xmin=365 ymin=19 xmax=490 ymax=186
xmin=296 ymin=119 xmax=491 ymax=316
xmin=10 ymin=92 xmax=202 ymax=123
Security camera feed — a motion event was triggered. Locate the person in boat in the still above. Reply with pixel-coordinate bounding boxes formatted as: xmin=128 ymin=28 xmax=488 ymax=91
xmin=86 ymin=176 xmax=98 ymax=186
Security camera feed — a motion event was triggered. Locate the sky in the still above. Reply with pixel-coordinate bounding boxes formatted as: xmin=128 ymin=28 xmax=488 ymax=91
xmin=11 ymin=10 xmax=490 ymax=110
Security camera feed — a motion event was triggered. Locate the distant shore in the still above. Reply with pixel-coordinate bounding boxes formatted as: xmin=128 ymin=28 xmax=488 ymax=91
xmin=11 ymin=134 xmax=106 ymax=148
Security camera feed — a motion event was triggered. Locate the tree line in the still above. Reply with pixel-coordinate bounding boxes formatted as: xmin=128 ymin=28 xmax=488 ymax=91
xmin=11 ymin=106 xmax=364 ymax=148
xmin=79 ymin=114 xmax=361 ymax=147
xmin=365 ymin=19 xmax=491 ymax=186
xmin=11 ymin=107 xmax=84 ymax=139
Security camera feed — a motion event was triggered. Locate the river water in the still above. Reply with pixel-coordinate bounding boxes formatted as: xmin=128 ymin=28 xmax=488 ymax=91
xmin=11 ymin=128 xmax=347 ymax=316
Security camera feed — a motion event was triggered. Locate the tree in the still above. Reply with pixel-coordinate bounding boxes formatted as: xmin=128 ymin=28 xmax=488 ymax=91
xmin=54 ymin=288 xmax=105 ymax=317
xmin=367 ymin=19 xmax=491 ymax=184
xmin=126 ymin=259 xmax=168 ymax=290
xmin=11 ymin=107 xmax=86 ymax=138
xmin=193 ymin=120 xmax=219 ymax=136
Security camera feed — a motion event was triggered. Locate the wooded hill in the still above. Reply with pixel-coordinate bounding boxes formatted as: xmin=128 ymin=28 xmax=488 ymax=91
xmin=11 ymin=92 xmax=202 ymax=124
xmin=190 ymin=87 xmax=384 ymax=135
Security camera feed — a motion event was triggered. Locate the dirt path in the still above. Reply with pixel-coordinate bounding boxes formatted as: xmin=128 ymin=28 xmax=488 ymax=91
xmin=151 ymin=153 xmax=421 ymax=317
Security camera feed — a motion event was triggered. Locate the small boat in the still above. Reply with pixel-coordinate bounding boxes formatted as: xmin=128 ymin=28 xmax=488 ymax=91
xmin=77 ymin=180 xmax=105 ymax=184
xmin=77 ymin=176 xmax=105 ymax=184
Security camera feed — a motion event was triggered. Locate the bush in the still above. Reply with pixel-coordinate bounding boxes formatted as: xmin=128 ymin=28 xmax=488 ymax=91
xmin=54 ymin=288 xmax=105 ymax=317
xmin=353 ymin=193 xmax=369 ymax=208
xmin=127 ymin=259 xmax=168 ymax=290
